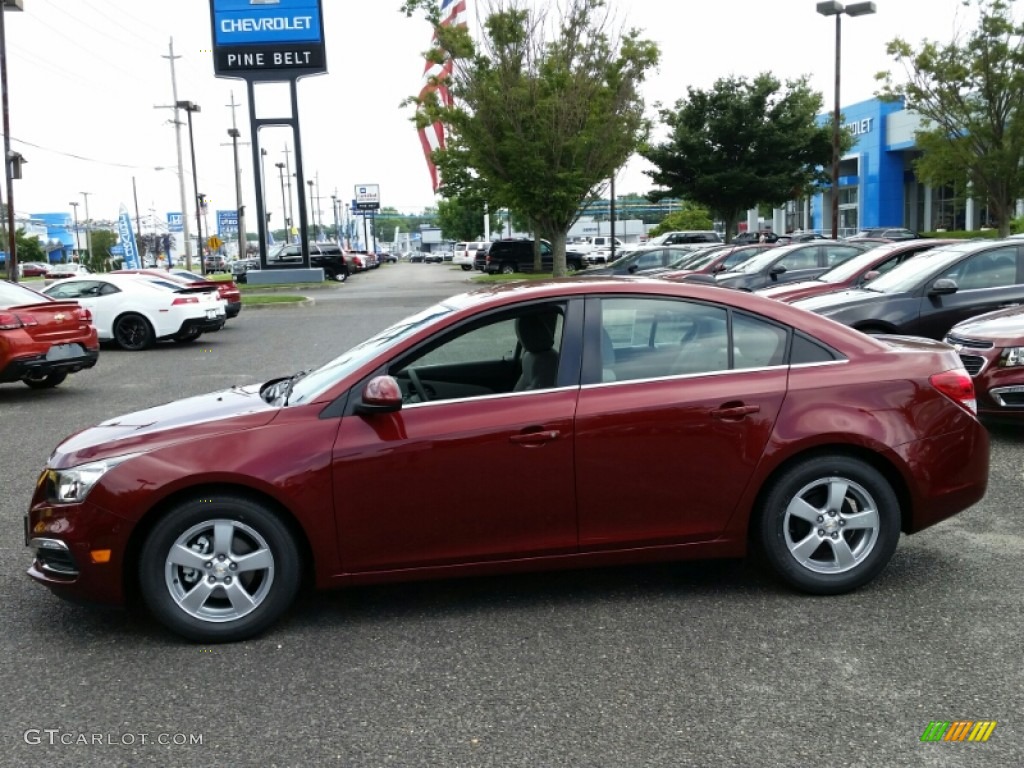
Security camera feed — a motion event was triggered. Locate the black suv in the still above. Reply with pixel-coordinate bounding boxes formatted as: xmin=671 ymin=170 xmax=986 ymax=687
xmin=265 ymin=243 xmax=349 ymax=281
xmin=481 ymin=239 xmax=587 ymax=274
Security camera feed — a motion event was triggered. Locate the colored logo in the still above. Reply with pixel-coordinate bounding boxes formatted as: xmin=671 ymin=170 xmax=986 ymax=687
xmin=920 ymin=720 xmax=997 ymax=742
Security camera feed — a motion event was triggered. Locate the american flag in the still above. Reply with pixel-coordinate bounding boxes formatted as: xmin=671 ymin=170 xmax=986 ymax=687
xmin=418 ymin=0 xmax=468 ymax=192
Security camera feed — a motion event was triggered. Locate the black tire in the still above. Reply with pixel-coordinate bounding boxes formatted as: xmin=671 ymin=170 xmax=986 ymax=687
xmin=461 ymin=265 xmax=472 ymax=271
xmin=754 ymin=455 xmax=900 ymax=595
xmin=22 ymin=371 xmax=68 ymax=389
xmin=138 ymin=494 xmax=301 ymax=643
xmin=500 ymin=263 xmax=516 ymax=275
xmin=114 ymin=313 xmax=155 ymax=351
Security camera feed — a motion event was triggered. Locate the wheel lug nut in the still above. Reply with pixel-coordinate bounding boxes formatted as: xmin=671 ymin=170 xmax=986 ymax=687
xmin=816 ymin=516 xmax=824 ymax=523
xmin=218 ymin=554 xmax=226 ymax=561
xmin=829 ymin=510 xmax=837 ymax=517
xmin=831 ymin=532 xmax=839 ymax=540
xmin=229 ymin=563 xmax=237 ymax=570
xmin=207 ymin=575 xmax=216 ymax=583
xmin=224 ymin=576 xmax=232 ymax=585
xmin=818 ymin=529 xmax=825 ymax=537
xmin=839 ymin=520 xmax=846 ymax=526
xmin=204 ymin=562 xmax=212 ymax=569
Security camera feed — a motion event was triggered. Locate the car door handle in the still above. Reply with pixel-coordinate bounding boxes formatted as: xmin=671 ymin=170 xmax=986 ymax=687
xmin=509 ymin=430 xmax=561 ymax=445
xmin=710 ymin=404 xmax=760 ymax=420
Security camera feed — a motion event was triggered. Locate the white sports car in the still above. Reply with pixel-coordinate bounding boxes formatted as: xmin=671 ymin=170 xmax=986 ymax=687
xmin=42 ymin=273 xmax=227 ymax=350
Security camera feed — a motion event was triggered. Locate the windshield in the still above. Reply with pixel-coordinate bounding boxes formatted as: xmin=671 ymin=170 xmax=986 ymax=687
xmin=283 ymin=301 xmax=458 ymax=405
xmin=858 ymin=242 xmax=979 ymax=293
xmin=665 ymin=247 xmax=718 ymax=270
xmin=817 ymin=243 xmax=900 ymax=284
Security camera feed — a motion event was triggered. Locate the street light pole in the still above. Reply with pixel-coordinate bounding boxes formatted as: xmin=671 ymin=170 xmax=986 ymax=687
xmin=307 ymin=179 xmax=315 ymax=242
xmin=816 ymin=1 xmax=876 ymax=240
xmin=228 ymin=127 xmax=245 ymax=258
xmin=176 ymin=100 xmax=202 ymax=272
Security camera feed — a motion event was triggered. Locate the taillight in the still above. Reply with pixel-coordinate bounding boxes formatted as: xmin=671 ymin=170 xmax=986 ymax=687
xmin=930 ymin=369 xmax=977 ymax=414
xmin=75 ymin=307 xmax=93 ymax=322
xmin=0 ymin=312 xmax=23 ymax=330
xmin=171 ymin=296 xmax=199 ymax=305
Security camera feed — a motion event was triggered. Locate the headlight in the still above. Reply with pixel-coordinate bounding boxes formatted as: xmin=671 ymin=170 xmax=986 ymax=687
xmin=46 ymin=454 xmax=140 ymax=504
xmin=1000 ymin=347 xmax=1024 ymax=367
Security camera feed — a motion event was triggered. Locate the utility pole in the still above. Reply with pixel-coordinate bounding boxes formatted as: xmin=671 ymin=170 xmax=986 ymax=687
xmin=283 ymin=144 xmax=294 ymax=240
xmin=226 ymin=90 xmax=247 ymax=258
xmin=80 ymin=191 xmax=92 ymax=264
xmin=158 ymin=38 xmax=193 ymax=269
xmin=68 ymin=200 xmax=80 ymax=256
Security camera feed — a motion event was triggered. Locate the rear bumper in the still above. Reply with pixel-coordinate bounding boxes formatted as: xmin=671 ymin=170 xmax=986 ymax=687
xmin=169 ymin=315 xmax=226 ymax=338
xmin=0 ymin=345 xmax=99 ymax=383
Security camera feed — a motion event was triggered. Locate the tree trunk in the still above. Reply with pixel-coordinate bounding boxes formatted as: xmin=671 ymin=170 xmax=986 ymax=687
xmin=550 ymin=229 xmax=568 ymax=277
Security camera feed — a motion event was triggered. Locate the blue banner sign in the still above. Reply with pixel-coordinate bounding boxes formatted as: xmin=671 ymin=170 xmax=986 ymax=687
xmin=117 ymin=206 xmax=141 ymax=269
xmin=167 ymin=212 xmax=184 ymax=233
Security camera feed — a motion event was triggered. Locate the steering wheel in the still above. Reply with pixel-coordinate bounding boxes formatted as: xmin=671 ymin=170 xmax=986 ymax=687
xmin=407 ymin=367 xmax=430 ymax=402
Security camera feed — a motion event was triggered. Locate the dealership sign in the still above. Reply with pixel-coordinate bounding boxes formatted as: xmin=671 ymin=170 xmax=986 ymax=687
xmin=210 ymin=0 xmax=326 ymax=78
xmin=354 ymin=184 xmax=380 ymax=211
xmin=217 ymin=209 xmax=239 ymax=236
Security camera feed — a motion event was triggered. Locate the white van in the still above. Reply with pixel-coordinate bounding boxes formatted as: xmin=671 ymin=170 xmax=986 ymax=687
xmin=453 ymin=241 xmax=488 ymax=271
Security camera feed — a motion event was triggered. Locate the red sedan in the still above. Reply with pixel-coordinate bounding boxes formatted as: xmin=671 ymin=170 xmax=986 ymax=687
xmin=946 ymin=305 xmax=1024 ymax=422
xmin=25 ymin=279 xmax=988 ymax=642
xmin=756 ymin=239 xmax=955 ymax=303
xmin=661 ymin=244 xmax=774 ymax=280
xmin=1 ymin=279 xmax=98 ymax=389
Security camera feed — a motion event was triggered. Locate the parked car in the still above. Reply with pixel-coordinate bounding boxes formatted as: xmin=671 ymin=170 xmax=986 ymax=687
xmin=945 ymin=305 xmax=1024 ymax=423
xmin=661 ymin=244 xmax=776 ymax=281
xmin=18 ymin=261 xmax=50 ymax=278
xmin=24 ymin=279 xmax=990 ymax=642
xmin=379 ymin=251 xmax=399 ymax=264
xmin=409 ymin=252 xmax=426 ymax=263
xmin=581 ymin=245 xmax=707 ymax=276
xmin=0 ymin=279 xmax=99 ymax=389
xmin=853 ymin=227 xmax=920 ymax=240
xmin=230 ymin=256 xmax=260 ymax=282
xmin=732 ymin=231 xmax=780 ymax=245
xmin=756 ymin=240 xmax=953 ymax=303
xmin=453 ymin=241 xmax=489 ymax=271
xmin=112 ymin=268 xmax=243 ymax=319
xmin=45 ymin=263 xmax=91 ymax=280
xmin=42 ymin=274 xmax=226 ymax=349
xmin=482 ymin=239 xmax=587 ymax=274
xmin=682 ymin=242 xmax=866 ymax=291
xmin=265 ymin=243 xmax=350 ymax=281
xmin=424 ymin=251 xmax=445 ymax=264
xmin=576 ymin=236 xmax=625 ymax=264
xmin=646 ymin=230 xmax=723 ymax=246
xmin=204 ymin=254 xmax=228 ymax=273
xmin=793 ymin=239 xmax=1024 ymax=339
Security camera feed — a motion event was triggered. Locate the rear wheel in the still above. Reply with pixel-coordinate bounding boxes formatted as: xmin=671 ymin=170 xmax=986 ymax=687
xmin=500 ymin=263 xmax=516 ymax=275
xmin=114 ymin=313 xmax=155 ymax=351
xmin=138 ymin=494 xmax=301 ymax=643
xmin=461 ymin=265 xmax=472 ymax=271
xmin=22 ymin=371 xmax=68 ymax=389
xmin=754 ymin=455 xmax=900 ymax=594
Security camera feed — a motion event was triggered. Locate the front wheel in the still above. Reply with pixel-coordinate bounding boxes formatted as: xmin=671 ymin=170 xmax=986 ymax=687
xmin=23 ymin=371 xmax=68 ymax=389
xmin=754 ymin=455 xmax=900 ymax=595
xmin=139 ymin=495 xmax=301 ymax=643
xmin=461 ymin=265 xmax=472 ymax=271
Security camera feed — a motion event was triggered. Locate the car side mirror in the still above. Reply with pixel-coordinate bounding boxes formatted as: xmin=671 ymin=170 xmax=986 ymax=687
xmin=929 ymin=278 xmax=959 ymax=296
xmin=627 ymin=264 xmax=638 ymax=273
xmin=861 ymin=270 xmax=881 ymax=283
xmin=355 ymin=375 xmax=403 ymax=414
xmin=769 ymin=264 xmax=787 ymax=275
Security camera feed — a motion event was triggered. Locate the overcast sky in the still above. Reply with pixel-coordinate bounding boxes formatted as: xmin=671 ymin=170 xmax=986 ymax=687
xmin=3 ymin=0 xmax=985 ymax=231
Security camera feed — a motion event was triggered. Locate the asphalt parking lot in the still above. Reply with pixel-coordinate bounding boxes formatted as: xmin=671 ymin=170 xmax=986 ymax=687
xmin=1 ymin=263 xmax=1021 ymax=767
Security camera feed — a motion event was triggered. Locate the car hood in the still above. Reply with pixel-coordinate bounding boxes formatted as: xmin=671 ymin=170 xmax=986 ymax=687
xmin=948 ymin=304 xmax=1024 ymax=344
xmin=50 ymin=384 xmax=279 ymax=468
xmin=792 ymin=287 xmax=890 ymax=313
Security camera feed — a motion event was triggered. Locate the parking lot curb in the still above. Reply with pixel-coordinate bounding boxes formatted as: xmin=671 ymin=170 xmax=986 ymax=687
xmin=243 ymin=297 xmax=315 ymax=310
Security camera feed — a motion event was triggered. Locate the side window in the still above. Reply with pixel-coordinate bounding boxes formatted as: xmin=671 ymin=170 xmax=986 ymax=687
xmin=600 ymin=297 xmax=729 ymax=381
xmin=723 ymin=248 xmax=757 ymax=269
xmin=732 ymin=313 xmax=789 ymax=369
xmin=825 ymin=246 xmax=857 ymax=266
xmin=780 ymin=248 xmax=818 ymax=270
xmin=790 ymin=333 xmax=841 ymax=364
xmin=540 ymin=242 xmax=552 ymax=256
xmin=636 ymin=250 xmax=664 ymax=269
xmin=945 ymin=247 xmax=1019 ymax=289
xmin=390 ymin=304 xmax=566 ymax=402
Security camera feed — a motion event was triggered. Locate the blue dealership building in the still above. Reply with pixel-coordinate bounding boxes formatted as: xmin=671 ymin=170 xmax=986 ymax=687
xmin=775 ymin=96 xmax=996 ymax=237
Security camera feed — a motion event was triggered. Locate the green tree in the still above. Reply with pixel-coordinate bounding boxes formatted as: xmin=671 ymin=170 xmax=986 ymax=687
xmin=877 ymin=0 xmax=1024 ymax=236
xmin=84 ymin=230 xmax=117 ymax=272
xmin=437 ymin=194 xmax=500 ymax=242
xmin=404 ymin=0 xmax=659 ymax=275
xmin=14 ymin=228 xmax=45 ymax=263
xmin=642 ymin=73 xmax=841 ymax=242
xmin=647 ymin=204 xmax=714 ymax=237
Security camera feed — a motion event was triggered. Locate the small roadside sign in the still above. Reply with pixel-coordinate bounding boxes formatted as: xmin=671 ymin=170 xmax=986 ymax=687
xmin=207 ymin=235 xmax=224 ymax=251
